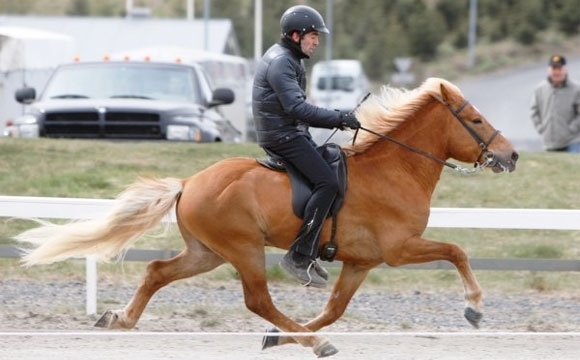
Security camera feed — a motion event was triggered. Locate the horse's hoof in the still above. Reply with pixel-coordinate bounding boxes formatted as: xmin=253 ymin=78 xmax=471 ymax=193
xmin=261 ymin=327 xmax=280 ymax=350
xmin=94 ymin=310 xmax=115 ymax=328
xmin=314 ymin=339 xmax=339 ymax=358
xmin=464 ymin=307 xmax=483 ymax=328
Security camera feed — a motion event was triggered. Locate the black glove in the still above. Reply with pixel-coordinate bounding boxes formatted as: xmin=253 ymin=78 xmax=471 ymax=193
xmin=339 ymin=111 xmax=361 ymax=130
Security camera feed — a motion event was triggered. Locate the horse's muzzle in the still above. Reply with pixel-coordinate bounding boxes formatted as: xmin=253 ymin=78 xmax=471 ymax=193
xmin=485 ymin=150 xmax=518 ymax=173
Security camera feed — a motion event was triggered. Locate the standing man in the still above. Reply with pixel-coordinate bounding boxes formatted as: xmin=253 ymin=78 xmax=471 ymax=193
xmin=531 ymin=54 xmax=580 ymax=152
xmin=252 ymin=5 xmax=360 ymax=288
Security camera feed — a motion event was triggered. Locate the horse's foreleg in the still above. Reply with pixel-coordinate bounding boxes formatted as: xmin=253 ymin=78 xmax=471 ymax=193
xmin=451 ymin=250 xmax=483 ymax=328
xmin=95 ymin=240 xmax=225 ymax=329
xmin=230 ymin=252 xmax=339 ymax=357
xmin=306 ymin=263 xmax=370 ymax=329
xmin=386 ymin=235 xmax=483 ymax=328
xmin=264 ymin=263 xmax=370 ymax=349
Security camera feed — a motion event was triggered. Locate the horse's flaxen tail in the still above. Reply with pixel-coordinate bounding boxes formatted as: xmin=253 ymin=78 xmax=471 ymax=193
xmin=16 ymin=177 xmax=184 ymax=266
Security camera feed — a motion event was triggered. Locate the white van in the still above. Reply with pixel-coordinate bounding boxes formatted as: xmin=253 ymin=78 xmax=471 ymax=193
xmin=309 ymin=59 xmax=369 ymax=111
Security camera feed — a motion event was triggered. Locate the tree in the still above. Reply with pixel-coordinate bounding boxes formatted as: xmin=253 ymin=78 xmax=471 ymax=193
xmin=554 ymin=0 xmax=580 ymax=35
xmin=407 ymin=8 xmax=446 ymax=60
xmin=512 ymin=0 xmax=546 ymax=45
xmin=436 ymin=0 xmax=468 ymax=31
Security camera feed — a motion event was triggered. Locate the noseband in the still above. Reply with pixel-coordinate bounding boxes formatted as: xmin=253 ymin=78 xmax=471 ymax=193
xmin=355 ymin=97 xmax=501 ymax=174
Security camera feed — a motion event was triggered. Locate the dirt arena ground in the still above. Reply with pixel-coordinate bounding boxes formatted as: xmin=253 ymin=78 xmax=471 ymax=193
xmin=2 ymin=331 xmax=580 ymax=359
xmin=2 ymin=276 xmax=580 ymax=359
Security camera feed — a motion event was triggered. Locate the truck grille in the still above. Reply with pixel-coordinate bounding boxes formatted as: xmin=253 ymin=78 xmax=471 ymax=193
xmin=43 ymin=111 xmax=162 ymax=139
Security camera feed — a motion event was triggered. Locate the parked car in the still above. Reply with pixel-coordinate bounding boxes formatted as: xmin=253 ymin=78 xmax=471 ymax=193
xmin=308 ymin=60 xmax=370 ymax=145
xmin=6 ymin=60 xmax=240 ymax=142
xmin=309 ymin=59 xmax=369 ymax=111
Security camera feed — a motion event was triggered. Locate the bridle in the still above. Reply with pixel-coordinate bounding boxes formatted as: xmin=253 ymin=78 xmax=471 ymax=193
xmin=443 ymin=98 xmax=501 ymax=167
xmin=350 ymin=95 xmax=502 ymax=175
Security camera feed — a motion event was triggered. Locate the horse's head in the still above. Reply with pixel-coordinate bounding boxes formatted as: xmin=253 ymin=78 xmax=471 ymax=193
xmin=434 ymin=80 xmax=518 ymax=173
xmin=346 ymin=78 xmax=518 ymax=174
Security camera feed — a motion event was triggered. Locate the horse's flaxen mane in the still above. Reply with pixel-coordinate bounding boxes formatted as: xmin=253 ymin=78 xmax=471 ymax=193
xmin=343 ymin=77 xmax=461 ymax=155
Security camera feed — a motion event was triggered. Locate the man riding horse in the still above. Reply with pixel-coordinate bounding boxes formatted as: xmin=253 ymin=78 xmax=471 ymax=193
xmin=14 ymin=7 xmax=520 ymax=358
xmin=252 ymin=5 xmax=360 ymax=288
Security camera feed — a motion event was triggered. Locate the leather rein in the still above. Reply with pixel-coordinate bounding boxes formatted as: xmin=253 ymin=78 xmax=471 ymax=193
xmin=352 ymin=97 xmax=501 ymax=175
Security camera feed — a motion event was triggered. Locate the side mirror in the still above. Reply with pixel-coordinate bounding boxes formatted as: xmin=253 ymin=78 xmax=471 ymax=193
xmin=15 ymin=87 xmax=37 ymax=104
xmin=209 ymin=88 xmax=235 ymax=107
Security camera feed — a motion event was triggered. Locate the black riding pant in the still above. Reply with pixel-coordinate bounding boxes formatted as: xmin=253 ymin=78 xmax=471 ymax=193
xmin=265 ymin=135 xmax=339 ymax=259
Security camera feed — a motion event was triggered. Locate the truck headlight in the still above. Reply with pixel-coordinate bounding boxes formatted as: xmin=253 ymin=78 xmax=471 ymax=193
xmin=167 ymin=125 xmax=202 ymax=142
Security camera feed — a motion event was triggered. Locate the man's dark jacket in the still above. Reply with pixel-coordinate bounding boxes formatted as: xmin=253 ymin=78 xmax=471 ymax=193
xmin=252 ymin=39 xmax=342 ymax=147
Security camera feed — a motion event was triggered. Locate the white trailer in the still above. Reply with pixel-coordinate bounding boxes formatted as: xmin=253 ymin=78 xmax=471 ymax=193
xmin=0 ymin=26 xmax=74 ymax=134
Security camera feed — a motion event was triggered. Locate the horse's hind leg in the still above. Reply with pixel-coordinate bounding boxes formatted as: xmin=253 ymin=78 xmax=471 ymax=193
xmin=95 ymin=238 xmax=225 ymax=329
xmin=386 ymin=235 xmax=483 ymax=328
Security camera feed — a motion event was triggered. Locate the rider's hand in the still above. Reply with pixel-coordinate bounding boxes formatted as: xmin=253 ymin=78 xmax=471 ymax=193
xmin=339 ymin=112 xmax=361 ymax=130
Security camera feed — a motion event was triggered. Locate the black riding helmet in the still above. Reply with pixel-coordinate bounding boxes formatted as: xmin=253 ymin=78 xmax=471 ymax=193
xmin=280 ymin=5 xmax=329 ymax=38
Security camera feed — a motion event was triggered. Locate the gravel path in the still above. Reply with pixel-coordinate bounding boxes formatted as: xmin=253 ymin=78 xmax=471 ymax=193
xmin=2 ymin=277 xmax=580 ymax=359
xmin=2 ymin=277 xmax=580 ymax=333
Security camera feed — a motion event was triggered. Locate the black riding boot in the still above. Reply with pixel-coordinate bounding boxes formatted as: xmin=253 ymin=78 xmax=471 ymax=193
xmin=280 ymin=192 xmax=335 ymax=287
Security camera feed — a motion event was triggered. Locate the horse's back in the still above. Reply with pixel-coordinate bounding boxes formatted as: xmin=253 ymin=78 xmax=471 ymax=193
xmin=177 ymin=157 xmax=294 ymax=243
xmin=181 ymin=157 xmax=267 ymax=201
xmin=194 ymin=157 xmax=262 ymax=181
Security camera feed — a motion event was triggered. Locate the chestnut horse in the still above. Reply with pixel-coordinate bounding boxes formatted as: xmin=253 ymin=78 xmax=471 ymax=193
xmin=16 ymin=78 xmax=518 ymax=357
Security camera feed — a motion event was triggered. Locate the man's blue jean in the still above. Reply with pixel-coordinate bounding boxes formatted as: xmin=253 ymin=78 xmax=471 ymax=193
xmin=566 ymin=142 xmax=580 ymax=153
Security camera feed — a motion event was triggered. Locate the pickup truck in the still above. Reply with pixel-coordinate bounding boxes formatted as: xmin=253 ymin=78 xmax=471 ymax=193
xmin=7 ymin=60 xmax=240 ymax=142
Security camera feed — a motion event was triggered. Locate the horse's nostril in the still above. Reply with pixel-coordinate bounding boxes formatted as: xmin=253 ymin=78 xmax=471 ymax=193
xmin=512 ymin=151 xmax=519 ymax=162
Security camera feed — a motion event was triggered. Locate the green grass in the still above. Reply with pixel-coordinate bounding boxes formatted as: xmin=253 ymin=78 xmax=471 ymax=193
xmin=4 ymin=138 xmax=578 ymax=206
xmin=433 ymin=152 xmax=580 ymax=208
xmin=0 ymin=138 xmax=264 ymax=197
xmin=2 ymin=138 xmax=580 ymax=293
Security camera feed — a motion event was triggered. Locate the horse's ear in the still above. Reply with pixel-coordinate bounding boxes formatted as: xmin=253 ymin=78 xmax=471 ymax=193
xmin=439 ymin=83 xmax=451 ymax=104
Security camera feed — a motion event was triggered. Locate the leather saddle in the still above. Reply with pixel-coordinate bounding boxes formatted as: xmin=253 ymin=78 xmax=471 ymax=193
xmin=257 ymin=142 xmax=348 ymax=219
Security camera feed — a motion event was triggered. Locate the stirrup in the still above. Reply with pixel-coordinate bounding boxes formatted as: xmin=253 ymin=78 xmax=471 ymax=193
xmin=303 ymin=261 xmax=317 ymax=287
xmin=280 ymin=254 xmax=327 ymax=288
xmin=312 ymin=260 xmax=329 ymax=281
xmin=304 ymin=260 xmax=329 ymax=286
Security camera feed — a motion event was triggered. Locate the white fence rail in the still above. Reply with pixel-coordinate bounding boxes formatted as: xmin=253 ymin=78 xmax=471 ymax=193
xmin=3 ymin=195 xmax=580 ymax=229
xmin=2 ymin=195 xmax=580 ymax=315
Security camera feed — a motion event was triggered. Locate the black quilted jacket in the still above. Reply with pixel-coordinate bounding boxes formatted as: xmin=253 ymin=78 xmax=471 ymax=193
xmin=252 ymin=39 xmax=342 ymax=147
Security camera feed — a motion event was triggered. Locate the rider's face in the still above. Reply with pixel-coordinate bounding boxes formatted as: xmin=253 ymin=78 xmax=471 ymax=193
xmin=297 ymin=31 xmax=320 ymax=57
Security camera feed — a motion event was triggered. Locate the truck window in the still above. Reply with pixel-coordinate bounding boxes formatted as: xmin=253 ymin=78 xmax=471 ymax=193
xmin=42 ymin=64 xmax=202 ymax=104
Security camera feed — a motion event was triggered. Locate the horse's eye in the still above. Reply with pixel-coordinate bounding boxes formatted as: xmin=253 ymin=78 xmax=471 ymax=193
xmin=472 ymin=118 xmax=483 ymax=124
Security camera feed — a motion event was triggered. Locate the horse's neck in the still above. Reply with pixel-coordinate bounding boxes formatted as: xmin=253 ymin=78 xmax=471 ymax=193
xmin=350 ymin=109 xmax=448 ymax=197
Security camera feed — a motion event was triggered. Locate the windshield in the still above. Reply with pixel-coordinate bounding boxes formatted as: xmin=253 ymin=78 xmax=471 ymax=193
xmin=316 ymin=75 xmax=355 ymax=92
xmin=42 ymin=63 xmax=201 ymax=103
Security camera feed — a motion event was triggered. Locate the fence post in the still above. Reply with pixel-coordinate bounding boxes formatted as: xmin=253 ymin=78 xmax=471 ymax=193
xmin=86 ymin=256 xmax=97 ymax=315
